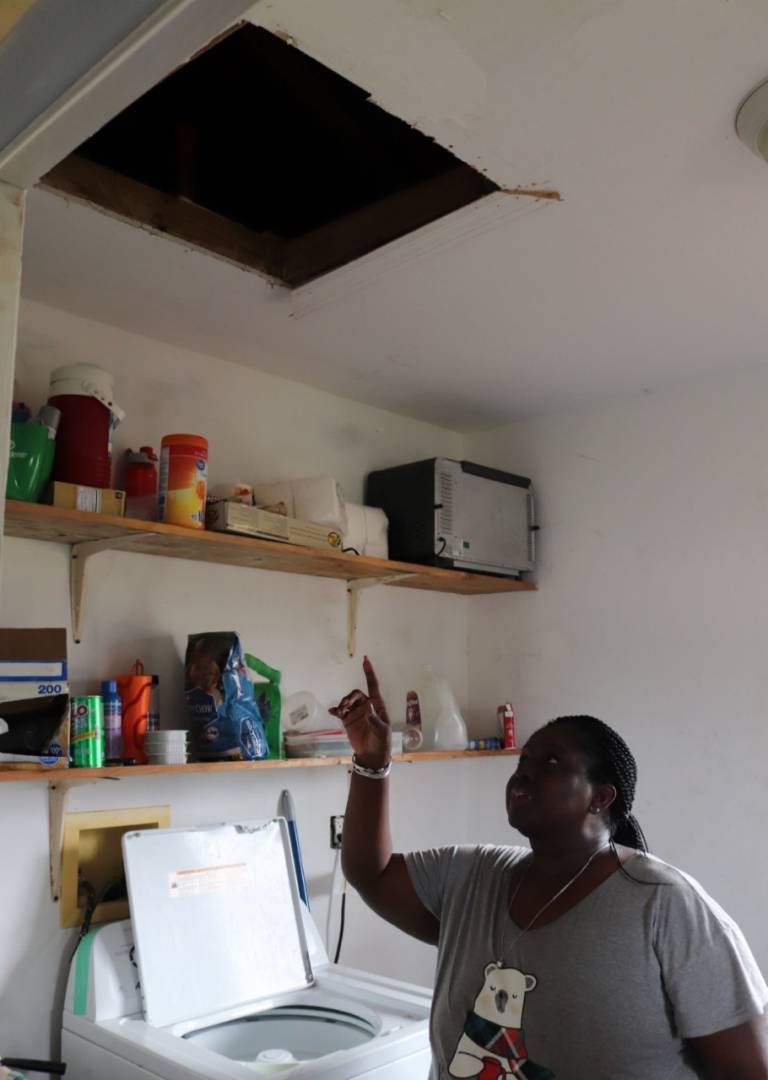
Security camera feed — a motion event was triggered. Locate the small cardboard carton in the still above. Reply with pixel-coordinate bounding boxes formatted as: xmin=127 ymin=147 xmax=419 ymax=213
xmin=0 ymin=629 xmax=69 ymax=770
xmin=206 ymin=501 xmax=342 ymax=551
xmin=49 ymin=482 xmax=125 ymax=517
xmin=0 ymin=627 xmax=68 ymax=682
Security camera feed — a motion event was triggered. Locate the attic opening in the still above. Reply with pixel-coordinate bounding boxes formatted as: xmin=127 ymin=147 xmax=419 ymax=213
xmin=41 ymin=23 xmax=498 ymax=288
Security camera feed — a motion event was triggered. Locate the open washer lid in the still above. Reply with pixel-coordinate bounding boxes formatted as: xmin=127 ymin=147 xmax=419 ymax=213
xmin=122 ymin=819 xmax=313 ymax=1028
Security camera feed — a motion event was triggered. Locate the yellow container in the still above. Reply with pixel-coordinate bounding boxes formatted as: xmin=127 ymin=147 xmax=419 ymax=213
xmin=158 ymin=434 xmax=208 ymax=529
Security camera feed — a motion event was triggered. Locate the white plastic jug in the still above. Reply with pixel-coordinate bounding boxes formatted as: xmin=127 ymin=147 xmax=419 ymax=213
xmin=282 ymin=690 xmax=337 ymax=733
xmin=417 ymin=666 xmax=468 ymax=751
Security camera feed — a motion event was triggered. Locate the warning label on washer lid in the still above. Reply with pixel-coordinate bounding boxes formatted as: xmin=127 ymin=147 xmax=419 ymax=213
xmin=169 ymin=862 xmax=250 ymax=897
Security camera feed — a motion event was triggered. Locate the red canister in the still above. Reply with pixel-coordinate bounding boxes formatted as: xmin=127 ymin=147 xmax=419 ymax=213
xmin=48 ymin=364 xmax=124 ymax=488
xmin=497 ymin=703 xmax=517 ymax=749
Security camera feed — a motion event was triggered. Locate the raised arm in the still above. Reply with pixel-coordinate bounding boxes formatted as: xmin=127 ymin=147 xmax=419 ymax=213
xmin=334 ymin=657 xmax=439 ymax=945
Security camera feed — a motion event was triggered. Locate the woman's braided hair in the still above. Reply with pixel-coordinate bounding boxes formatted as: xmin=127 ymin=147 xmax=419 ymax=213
xmin=547 ymin=715 xmax=649 ymax=853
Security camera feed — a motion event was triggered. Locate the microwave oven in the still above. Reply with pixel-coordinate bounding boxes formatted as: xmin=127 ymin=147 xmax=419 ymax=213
xmin=365 ymin=457 xmax=536 ymax=577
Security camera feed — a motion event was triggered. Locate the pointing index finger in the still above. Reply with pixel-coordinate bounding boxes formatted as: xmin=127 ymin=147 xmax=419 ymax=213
xmin=362 ymin=655 xmax=389 ymax=724
xmin=363 ymin=655 xmax=380 ymax=699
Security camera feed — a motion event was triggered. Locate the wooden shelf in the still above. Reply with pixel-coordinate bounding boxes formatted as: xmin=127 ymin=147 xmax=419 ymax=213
xmin=6 ymin=749 xmax=519 ymax=902
xmin=0 ymin=749 xmax=519 ymax=784
xmin=4 ymin=501 xmax=536 ymax=596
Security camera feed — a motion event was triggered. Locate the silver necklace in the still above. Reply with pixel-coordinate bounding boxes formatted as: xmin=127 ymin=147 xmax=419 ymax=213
xmin=498 ymin=843 xmax=608 ymax=964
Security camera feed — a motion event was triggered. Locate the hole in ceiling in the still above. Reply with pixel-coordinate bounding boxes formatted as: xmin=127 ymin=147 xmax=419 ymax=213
xmin=41 ymin=23 xmax=498 ymax=288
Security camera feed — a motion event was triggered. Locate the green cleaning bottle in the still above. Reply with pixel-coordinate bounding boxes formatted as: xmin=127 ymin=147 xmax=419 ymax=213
xmin=7 ymin=405 xmax=60 ymax=502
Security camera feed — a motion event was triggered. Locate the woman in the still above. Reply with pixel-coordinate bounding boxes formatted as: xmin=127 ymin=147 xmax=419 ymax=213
xmin=335 ymin=657 xmax=768 ymax=1080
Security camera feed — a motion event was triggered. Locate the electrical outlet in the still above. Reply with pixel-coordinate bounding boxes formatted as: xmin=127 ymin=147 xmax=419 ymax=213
xmin=330 ymin=814 xmax=344 ymax=849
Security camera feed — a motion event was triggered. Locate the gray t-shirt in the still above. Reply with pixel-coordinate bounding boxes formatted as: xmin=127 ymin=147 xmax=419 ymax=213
xmin=405 ymin=845 xmax=768 ymax=1080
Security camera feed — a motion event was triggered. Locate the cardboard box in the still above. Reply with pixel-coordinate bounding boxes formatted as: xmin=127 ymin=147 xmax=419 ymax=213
xmin=206 ymin=501 xmax=342 ymax=551
xmin=0 ymin=694 xmax=70 ymax=768
xmin=49 ymin=482 xmax=125 ymax=517
xmin=0 ymin=680 xmax=69 ymax=699
xmin=0 ymin=629 xmax=69 ymax=770
xmin=0 ymin=627 xmax=67 ymax=682
xmin=0 ymin=754 xmax=69 ymax=769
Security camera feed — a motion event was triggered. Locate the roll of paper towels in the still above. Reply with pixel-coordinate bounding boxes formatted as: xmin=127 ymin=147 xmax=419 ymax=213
xmin=253 ymin=476 xmax=346 ymax=532
xmin=343 ymin=502 xmax=389 ymax=558
xmin=293 ymin=476 xmax=347 ymax=533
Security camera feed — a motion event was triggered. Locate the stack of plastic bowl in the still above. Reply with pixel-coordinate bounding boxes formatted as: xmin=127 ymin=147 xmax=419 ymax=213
xmin=145 ymin=730 xmax=189 ymax=765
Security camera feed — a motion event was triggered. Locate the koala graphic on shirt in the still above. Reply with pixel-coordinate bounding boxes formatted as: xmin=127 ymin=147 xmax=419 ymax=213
xmin=449 ymin=962 xmax=554 ymax=1079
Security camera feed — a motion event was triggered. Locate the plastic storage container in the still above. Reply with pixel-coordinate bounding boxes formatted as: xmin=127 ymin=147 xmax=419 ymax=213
xmin=48 ymin=364 xmax=123 ymax=488
xmin=282 ymin=690 xmax=333 ymax=733
xmin=124 ymin=446 xmax=158 ymax=520
xmin=158 ymin=433 xmax=208 ymax=529
xmin=144 ymin=730 xmax=189 ymax=765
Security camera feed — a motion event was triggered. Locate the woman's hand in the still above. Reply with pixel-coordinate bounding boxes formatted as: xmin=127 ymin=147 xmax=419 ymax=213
xmin=336 ymin=658 xmax=438 ymax=944
xmin=331 ymin=656 xmax=391 ymax=769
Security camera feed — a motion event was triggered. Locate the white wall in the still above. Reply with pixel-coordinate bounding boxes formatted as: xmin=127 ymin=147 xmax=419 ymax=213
xmin=466 ymin=367 xmax=768 ymax=975
xmin=0 ymin=301 xmax=521 ymax=1060
xmin=0 ymin=182 xmax=24 ymax=543
xmin=7 ymin=299 xmax=768 ymax=1061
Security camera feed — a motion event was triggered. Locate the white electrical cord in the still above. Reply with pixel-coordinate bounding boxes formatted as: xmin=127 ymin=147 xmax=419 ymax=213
xmin=325 ymin=848 xmax=343 ymax=952
xmin=325 ymin=768 xmax=353 ymax=956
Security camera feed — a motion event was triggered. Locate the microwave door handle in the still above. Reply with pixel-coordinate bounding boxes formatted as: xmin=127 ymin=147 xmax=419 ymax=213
xmin=527 ymin=492 xmax=538 ymax=566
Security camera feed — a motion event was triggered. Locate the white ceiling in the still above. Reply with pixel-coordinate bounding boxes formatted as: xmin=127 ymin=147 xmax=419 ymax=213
xmin=18 ymin=0 xmax=768 ymax=431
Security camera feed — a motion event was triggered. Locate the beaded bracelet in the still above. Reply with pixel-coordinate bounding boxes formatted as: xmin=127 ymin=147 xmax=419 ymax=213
xmin=351 ymin=755 xmax=392 ymax=779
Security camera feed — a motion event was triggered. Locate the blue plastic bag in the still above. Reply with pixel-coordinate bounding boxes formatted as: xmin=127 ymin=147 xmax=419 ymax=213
xmin=184 ymin=632 xmax=268 ymax=760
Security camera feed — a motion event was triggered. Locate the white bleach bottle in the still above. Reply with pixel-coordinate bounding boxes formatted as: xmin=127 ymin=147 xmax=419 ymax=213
xmin=417 ymin=666 xmax=468 ymax=751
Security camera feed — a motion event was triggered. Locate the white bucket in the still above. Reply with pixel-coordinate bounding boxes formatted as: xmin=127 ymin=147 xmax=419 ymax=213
xmin=49 ymin=363 xmax=125 ymax=423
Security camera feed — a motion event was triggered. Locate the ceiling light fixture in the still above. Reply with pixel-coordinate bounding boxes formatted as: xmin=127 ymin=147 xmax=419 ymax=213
xmin=736 ymin=79 xmax=768 ymax=161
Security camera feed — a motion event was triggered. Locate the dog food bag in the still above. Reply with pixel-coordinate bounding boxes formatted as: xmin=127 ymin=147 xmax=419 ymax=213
xmin=245 ymin=653 xmax=283 ymax=760
xmin=184 ymin=632 xmax=268 ymax=760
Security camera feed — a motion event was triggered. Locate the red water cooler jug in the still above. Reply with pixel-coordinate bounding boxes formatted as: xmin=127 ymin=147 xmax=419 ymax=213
xmin=48 ymin=364 xmax=124 ymax=488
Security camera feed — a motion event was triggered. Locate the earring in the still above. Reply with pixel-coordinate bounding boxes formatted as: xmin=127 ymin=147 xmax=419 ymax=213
xmin=591 ymin=807 xmax=601 ymax=814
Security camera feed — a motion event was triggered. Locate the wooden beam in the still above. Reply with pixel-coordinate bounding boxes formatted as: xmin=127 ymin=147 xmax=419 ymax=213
xmin=42 ymin=154 xmax=498 ymax=289
xmin=279 ymin=165 xmax=498 ymax=286
xmin=41 ymin=155 xmax=283 ymax=279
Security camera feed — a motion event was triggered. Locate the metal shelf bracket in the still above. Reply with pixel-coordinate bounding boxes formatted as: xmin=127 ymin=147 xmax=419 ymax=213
xmin=70 ymin=533 xmax=154 ymax=643
xmin=346 ymin=573 xmax=417 ymax=657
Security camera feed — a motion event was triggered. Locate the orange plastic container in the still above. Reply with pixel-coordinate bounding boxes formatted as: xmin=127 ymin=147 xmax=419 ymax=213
xmin=117 ymin=661 xmax=153 ymax=763
xmin=158 ymin=433 xmax=208 ymax=529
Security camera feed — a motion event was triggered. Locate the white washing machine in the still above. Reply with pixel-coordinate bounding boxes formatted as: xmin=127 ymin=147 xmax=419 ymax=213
xmin=62 ymin=819 xmax=432 ymax=1078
